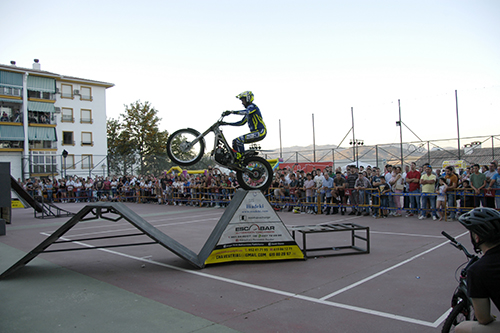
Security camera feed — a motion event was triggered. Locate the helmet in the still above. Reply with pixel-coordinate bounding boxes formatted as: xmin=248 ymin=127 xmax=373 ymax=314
xmin=236 ymin=91 xmax=254 ymax=103
xmin=459 ymin=207 xmax=500 ymax=244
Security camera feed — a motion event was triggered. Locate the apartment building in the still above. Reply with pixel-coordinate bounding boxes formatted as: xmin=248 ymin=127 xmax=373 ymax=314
xmin=0 ymin=60 xmax=114 ymax=181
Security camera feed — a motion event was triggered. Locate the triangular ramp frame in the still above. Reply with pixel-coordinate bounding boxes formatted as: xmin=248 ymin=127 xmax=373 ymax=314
xmin=198 ymin=190 xmax=304 ymax=267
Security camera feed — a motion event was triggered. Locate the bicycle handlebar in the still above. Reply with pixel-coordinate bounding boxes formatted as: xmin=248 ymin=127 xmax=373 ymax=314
xmin=442 ymin=231 xmax=458 ymax=244
xmin=441 ymin=231 xmax=476 ymax=259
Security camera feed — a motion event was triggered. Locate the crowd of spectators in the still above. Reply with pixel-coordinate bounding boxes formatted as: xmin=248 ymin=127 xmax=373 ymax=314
xmin=18 ymin=160 xmax=500 ymax=220
xmin=20 ymin=166 xmax=240 ymax=207
xmin=269 ymin=160 xmax=500 ymax=220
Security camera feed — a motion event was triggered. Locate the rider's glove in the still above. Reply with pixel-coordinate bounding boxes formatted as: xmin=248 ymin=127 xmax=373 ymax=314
xmin=222 ymin=111 xmax=232 ymax=116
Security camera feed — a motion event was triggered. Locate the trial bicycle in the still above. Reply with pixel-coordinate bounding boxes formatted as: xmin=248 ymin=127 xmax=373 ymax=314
xmin=441 ymin=231 xmax=479 ymax=332
xmin=166 ymin=114 xmax=273 ymax=191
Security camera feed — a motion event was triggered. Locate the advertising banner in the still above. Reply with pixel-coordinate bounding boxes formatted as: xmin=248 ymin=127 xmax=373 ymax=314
xmin=204 ymin=191 xmax=304 ymax=264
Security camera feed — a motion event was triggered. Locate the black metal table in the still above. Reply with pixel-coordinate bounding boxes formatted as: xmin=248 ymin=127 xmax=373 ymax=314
xmin=288 ymin=223 xmax=370 ymax=258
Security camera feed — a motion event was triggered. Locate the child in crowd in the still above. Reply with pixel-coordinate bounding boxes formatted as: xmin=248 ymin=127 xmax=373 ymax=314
xmin=460 ymin=180 xmax=475 ymax=213
xmin=303 ymin=173 xmax=316 ymax=214
xmin=436 ymin=177 xmax=447 ymax=221
xmin=379 ymin=177 xmax=391 ymax=218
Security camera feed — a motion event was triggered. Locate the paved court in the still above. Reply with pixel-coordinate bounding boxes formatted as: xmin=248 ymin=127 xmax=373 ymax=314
xmin=1 ymin=201 xmax=498 ymax=332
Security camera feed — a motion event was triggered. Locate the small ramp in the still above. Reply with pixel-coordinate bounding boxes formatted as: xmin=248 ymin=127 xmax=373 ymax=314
xmin=11 ymin=176 xmax=74 ymax=218
xmin=10 ymin=176 xmax=43 ymax=213
xmin=0 ymin=202 xmax=201 ymax=278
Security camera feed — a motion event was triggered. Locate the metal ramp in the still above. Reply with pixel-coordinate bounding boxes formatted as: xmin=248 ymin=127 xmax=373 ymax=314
xmin=11 ymin=176 xmax=75 ymax=219
xmin=1 ymin=190 xmax=304 ymax=279
xmin=10 ymin=176 xmax=43 ymax=213
xmin=0 ymin=202 xmax=202 ymax=278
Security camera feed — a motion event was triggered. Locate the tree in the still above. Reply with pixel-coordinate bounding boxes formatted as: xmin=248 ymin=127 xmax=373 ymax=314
xmin=107 ymin=118 xmax=138 ymax=175
xmin=120 ymin=101 xmax=169 ymax=175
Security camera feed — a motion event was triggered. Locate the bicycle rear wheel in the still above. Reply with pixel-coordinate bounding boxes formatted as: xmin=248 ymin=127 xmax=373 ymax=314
xmin=236 ymin=156 xmax=273 ymax=191
xmin=166 ymin=128 xmax=205 ymax=166
xmin=441 ymin=299 xmax=474 ymax=332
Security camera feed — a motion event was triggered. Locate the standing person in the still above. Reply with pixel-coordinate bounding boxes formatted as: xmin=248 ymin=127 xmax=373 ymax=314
xmin=378 ymin=177 xmax=391 ymax=218
xmin=436 ymin=178 xmax=447 ymax=221
xmin=470 ymin=164 xmax=487 ymax=208
xmin=370 ymin=167 xmax=382 ymax=218
xmin=390 ymin=166 xmax=404 ymax=217
xmin=222 ymin=91 xmax=266 ymax=160
xmin=405 ymin=162 xmax=421 ymax=217
xmin=58 ymin=179 xmax=67 ymax=203
xmin=354 ymin=171 xmax=371 ymax=216
xmin=320 ymin=171 xmax=334 ymax=215
xmin=489 ymin=165 xmax=500 ymax=209
xmin=484 ymin=162 xmax=498 ymax=209
xmin=85 ymin=178 xmax=94 ymax=202
xmin=455 ymin=208 xmax=500 ymax=333
xmin=444 ymin=166 xmax=459 ymax=220
xmin=66 ymin=177 xmax=75 ymax=202
xmin=402 ymin=164 xmax=410 ymax=211
xmin=333 ymin=171 xmax=347 ymax=215
xmin=295 ymin=170 xmax=306 ymax=208
xmin=384 ymin=164 xmax=395 ymax=215
xmin=347 ymin=166 xmax=359 ymax=215
xmin=303 ymin=173 xmax=316 ymax=214
xmin=74 ymin=177 xmax=83 ymax=203
xmin=45 ymin=179 xmax=53 ymax=203
xmin=95 ymin=177 xmax=103 ymax=200
xmin=419 ymin=165 xmax=438 ymax=220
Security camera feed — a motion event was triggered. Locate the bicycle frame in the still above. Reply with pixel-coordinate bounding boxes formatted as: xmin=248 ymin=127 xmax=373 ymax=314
xmin=441 ymin=231 xmax=479 ymax=331
xmin=186 ymin=117 xmax=237 ymax=165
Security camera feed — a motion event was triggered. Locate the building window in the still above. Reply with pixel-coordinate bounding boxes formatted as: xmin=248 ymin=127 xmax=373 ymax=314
xmin=81 ymin=154 xmax=93 ymax=169
xmin=63 ymin=154 xmax=75 ymax=170
xmin=80 ymin=109 xmax=92 ymax=123
xmin=62 ymin=131 xmax=74 ymax=145
xmin=27 ymin=90 xmax=55 ymax=100
xmin=31 ymin=151 xmax=57 ymax=174
xmin=0 ymin=86 xmax=21 ymax=97
xmin=28 ymin=90 xmax=41 ymax=99
xmin=80 ymin=86 xmax=92 ymax=101
xmin=81 ymin=132 xmax=93 ymax=146
xmin=61 ymin=84 xmax=73 ymax=99
xmin=61 ymin=108 xmax=74 ymax=123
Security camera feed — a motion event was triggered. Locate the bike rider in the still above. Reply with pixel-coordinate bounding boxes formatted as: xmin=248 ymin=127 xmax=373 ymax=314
xmin=455 ymin=207 xmax=500 ymax=333
xmin=222 ymin=91 xmax=266 ymax=160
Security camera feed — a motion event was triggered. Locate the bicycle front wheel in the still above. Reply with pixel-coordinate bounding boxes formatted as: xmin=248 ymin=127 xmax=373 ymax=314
xmin=166 ymin=128 xmax=205 ymax=166
xmin=441 ymin=299 xmax=474 ymax=333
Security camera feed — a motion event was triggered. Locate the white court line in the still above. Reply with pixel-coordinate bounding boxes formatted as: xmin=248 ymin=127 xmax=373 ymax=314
xmin=44 ymin=217 xmax=220 ymax=238
xmin=65 ymin=212 xmax=223 ymax=232
xmin=40 ymin=233 xmax=462 ymax=328
xmin=319 ymin=231 xmax=469 ymax=301
xmin=370 ymin=231 xmax=444 ymax=238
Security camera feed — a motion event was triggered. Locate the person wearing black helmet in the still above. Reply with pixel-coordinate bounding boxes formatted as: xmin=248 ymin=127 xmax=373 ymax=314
xmin=222 ymin=91 xmax=266 ymax=160
xmin=456 ymin=207 xmax=500 ymax=332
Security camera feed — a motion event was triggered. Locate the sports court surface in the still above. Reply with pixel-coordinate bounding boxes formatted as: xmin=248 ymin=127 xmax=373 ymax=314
xmin=2 ymin=201 xmax=499 ymax=332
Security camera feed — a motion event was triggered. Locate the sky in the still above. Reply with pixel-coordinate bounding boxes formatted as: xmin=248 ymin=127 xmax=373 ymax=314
xmin=2 ymin=0 xmax=499 ymax=152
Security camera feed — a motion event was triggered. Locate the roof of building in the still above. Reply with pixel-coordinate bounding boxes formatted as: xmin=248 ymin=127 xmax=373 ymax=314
xmin=0 ymin=63 xmax=114 ymax=88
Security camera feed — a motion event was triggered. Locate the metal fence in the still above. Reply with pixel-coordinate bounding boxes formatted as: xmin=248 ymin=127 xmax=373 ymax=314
xmin=266 ymin=134 xmax=500 ymax=170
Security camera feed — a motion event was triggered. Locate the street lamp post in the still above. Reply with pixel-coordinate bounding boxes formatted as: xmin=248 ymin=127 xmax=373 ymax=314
xmin=62 ymin=150 xmax=68 ymax=179
xmin=349 ymin=140 xmax=364 ymax=167
xmin=101 ymin=164 xmax=106 ymax=177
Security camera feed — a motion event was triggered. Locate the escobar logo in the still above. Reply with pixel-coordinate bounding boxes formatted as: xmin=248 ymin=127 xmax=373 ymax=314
xmin=235 ymin=224 xmax=275 ymax=232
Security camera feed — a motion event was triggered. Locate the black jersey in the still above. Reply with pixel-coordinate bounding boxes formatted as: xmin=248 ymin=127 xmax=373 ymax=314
xmin=467 ymin=244 xmax=500 ymax=311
